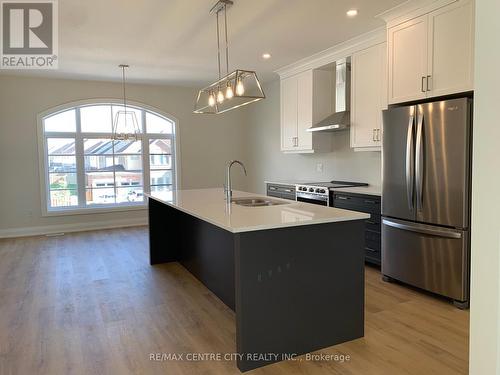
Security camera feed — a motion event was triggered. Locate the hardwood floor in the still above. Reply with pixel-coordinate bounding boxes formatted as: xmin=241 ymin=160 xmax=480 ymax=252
xmin=0 ymin=228 xmax=469 ymax=375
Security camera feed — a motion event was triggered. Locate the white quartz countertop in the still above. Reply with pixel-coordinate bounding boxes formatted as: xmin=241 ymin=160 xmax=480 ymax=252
xmin=147 ymin=188 xmax=369 ymax=233
xmin=331 ymin=186 xmax=382 ymax=196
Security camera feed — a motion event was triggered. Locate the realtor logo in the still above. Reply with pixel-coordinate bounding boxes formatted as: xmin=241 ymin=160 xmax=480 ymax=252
xmin=1 ymin=0 xmax=58 ymax=69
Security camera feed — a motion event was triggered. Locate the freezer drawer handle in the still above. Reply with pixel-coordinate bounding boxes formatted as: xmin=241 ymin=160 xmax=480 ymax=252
xmin=382 ymin=218 xmax=462 ymax=239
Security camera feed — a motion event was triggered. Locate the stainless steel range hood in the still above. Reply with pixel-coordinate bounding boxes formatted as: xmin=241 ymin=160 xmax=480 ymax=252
xmin=307 ymin=57 xmax=351 ymax=132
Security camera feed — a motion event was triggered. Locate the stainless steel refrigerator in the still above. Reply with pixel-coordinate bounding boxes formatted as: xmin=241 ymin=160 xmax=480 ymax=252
xmin=381 ymin=97 xmax=472 ymax=308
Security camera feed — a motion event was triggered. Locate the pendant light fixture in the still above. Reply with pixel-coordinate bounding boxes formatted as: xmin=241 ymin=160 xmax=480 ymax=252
xmin=112 ymin=64 xmax=140 ymax=141
xmin=194 ymin=0 xmax=265 ymax=114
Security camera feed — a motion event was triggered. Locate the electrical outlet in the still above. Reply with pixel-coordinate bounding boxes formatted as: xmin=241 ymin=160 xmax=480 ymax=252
xmin=316 ymin=163 xmax=323 ymax=173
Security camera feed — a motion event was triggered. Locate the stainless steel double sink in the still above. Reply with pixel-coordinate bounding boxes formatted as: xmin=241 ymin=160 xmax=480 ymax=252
xmin=231 ymin=197 xmax=289 ymax=207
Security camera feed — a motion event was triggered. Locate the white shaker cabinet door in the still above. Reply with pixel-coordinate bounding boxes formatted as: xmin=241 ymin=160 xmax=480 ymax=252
xmin=280 ymin=77 xmax=298 ymax=151
xmin=351 ymin=42 xmax=386 ymax=150
xmin=388 ymin=15 xmax=428 ymax=104
xmin=427 ymin=0 xmax=474 ymax=97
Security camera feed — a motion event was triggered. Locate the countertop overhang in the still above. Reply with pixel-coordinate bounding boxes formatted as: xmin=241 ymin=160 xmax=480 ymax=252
xmin=146 ymin=188 xmax=369 ymax=233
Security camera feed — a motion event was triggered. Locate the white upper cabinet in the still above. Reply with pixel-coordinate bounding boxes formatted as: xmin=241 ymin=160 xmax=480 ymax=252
xmin=351 ymin=42 xmax=387 ymax=151
xmin=281 ymin=77 xmax=298 ymax=150
xmin=388 ymin=16 xmax=428 ymax=104
xmin=280 ymin=69 xmax=333 ymax=153
xmin=427 ymin=0 xmax=475 ymax=96
xmin=387 ymin=0 xmax=474 ymax=104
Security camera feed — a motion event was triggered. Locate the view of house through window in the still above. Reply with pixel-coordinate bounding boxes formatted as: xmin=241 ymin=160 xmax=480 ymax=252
xmin=41 ymin=103 xmax=176 ymax=212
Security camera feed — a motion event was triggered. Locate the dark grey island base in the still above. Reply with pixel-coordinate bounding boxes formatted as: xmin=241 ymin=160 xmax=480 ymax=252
xmin=149 ymin=197 xmax=365 ymax=372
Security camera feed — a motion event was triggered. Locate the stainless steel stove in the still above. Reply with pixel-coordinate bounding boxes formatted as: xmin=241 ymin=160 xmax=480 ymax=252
xmin=295 ymin=181 xmax=368 ymax=206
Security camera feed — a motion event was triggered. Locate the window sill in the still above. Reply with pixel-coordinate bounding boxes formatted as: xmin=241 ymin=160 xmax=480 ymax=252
xmin=43 ymin=203 xmax=148 ymax=217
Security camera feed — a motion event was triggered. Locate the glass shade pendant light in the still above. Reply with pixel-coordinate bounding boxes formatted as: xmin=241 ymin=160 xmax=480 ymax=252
xmin=112 ymin=64 xmax=140 ymax=141
xmin=194 ymin=0 xmax=265 ymax=114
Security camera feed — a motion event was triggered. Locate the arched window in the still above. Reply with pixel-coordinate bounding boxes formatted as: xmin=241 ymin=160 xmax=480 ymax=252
xmin=38 ymin=101 xmax=178 ymax=214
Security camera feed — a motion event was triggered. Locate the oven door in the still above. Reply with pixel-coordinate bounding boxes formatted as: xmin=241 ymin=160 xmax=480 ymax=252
xmin=296 ymin=194 xmax=328 ymax=206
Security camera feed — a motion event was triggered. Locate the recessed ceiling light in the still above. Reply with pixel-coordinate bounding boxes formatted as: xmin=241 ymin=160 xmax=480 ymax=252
xmin=262 ymin=53 xmax=271 ymax=60
xmin=346 ymin=9 xmax=358 ymax=17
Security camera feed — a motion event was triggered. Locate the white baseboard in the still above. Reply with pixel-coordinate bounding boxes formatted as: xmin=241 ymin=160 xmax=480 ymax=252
xmin=0 ymin=217 xmax=148 ymax=239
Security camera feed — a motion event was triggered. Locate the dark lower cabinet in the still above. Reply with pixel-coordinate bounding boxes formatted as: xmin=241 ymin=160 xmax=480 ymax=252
xmin=266 ymin=183 xmax=296 ymax=201
xmin=332 ymin=191 xmax=382 ymax=265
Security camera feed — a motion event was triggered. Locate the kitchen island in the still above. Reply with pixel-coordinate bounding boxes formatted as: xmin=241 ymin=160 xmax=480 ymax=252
xmin=147 ymin=188 xmax=369 ymax=372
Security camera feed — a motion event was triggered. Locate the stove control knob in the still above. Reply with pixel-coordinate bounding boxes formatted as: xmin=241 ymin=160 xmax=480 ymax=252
xmin=309 ymin=188 xmax=314 ymax=192
xmin=320 ymin=189 xmax=326 ymax=194
xmin=315 ymin=188 xmax=321 ymax=193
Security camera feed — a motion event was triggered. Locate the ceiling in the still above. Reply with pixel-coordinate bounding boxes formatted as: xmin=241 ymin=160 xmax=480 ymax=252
xmin=2 ymin=0 xmax=407 ymax=86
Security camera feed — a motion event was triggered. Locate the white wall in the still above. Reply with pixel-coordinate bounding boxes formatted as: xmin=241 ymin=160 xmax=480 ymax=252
xmin=0 ymin=75 xmax=247 ymax=235
xmin=242 ymin=80 xmax=382 ymax=194
xmin=469 ymin=0 xmax=500 ymax=373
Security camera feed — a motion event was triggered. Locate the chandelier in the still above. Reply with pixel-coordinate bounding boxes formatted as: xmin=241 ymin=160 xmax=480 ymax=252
xmin=112 ymin=64 xmax=140 ymax=140
xmin=194 ymin=0 xmax=265 ymax=114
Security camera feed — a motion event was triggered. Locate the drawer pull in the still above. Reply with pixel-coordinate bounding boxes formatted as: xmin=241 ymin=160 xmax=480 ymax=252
xmin=366 ymin=220 xmax=377 ymax=225
xmin=365 ymin=247 xmax=378 ymax=253
xmin=364 ymin=200 xmax=377 ymax=204
xmin=336 ymin=196 xmax=350 ymax=200
xmin=269 ymin=187 xmax=277 ymax=191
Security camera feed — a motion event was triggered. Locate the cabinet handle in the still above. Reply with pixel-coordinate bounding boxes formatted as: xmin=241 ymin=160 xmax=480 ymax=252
xmin=376 ymin=129 xmax=380 ymax=142
xmin=365 ymin=247 xmax=378 ymax=253
xmin=372 ymin=129 xmax=376 ymax=142
xmin=366 ymin=220 xmax=377 ymax=225
xmin=336 ymin=196 xmax=350 ymax=200
xmin=364 ymin=199 xmax=377 ymax=204
xmin=426 ymin=75 xmax=431 ymax=91
xmin=421 ymin=76 xmax=426 ymax=93
xmin=269 ymin=186 xmax=277 ymax=191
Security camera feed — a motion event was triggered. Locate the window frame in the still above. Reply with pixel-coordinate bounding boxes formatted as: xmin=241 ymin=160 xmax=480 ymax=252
xmin=37 ymin=99 xmax=180 ymax=216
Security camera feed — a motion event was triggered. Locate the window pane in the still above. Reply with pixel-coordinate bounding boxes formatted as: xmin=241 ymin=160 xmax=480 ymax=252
xmin=50 ymin=190 xmax=78 ymax=207
xmin=114 ymin=155 xmax=142 ymax=171
xmin=112 ymin=106 xmax=143 ymax=132
xmin=150 ymin=154 xmax=171 ymax=169
xmin=47 ymin=138 xmax=75 ymax=155
xmin=116 ymin=171 xmax=142 ymax=186
xmin=113 ymin=140 xmax=141 ymax=154
xmin=146 ymin=112 xmax=173 ymax=134
xmin=149 ymin=139 xmax=171 ymax=154
xmin=44 ymin=110 xmax=76 ymax=132
xmin=86 ymin=187 xmax=115 ymax=205
xmin=49 ymin=173 xmax=77 ymax=190
xmin=85 ymin=156 xmax=115 ymax=172
xmin=116 ymin=187 xmax=144 ymax=203
xmin=81 ymin=105 xmax=112 ymax=133
xmin=48 ymin=156 xmax=76 ymax=172
xmin=150 ymin=185 xmax=172 ymax=201
xmin=85 ymin=172 xmax=115 ymax=188
xmin=150 ymin=170 xmax=172 ymax=186
xmin=84 ymin=138 xmax=114 ymax=154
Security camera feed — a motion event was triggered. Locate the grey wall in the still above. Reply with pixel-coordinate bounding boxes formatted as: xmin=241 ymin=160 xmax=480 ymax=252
xmin=0 ymin=75 xmax=247 ymax=231
xmin=242 ymin=80 xmax=382 ymax=194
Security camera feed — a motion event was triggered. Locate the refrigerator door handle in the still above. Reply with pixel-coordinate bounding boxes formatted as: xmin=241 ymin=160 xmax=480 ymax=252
xmin=405 ymin=115 xmax=415 ymax=211
xmin=415 ymin=113 xmax=424 ymax=211
xmin=383 ymin=218 xmax=463 ymax=239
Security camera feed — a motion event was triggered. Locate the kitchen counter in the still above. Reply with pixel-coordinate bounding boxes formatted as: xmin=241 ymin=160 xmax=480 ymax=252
xmin=332 ymin=186 xmax=382 ymax=196
xmin=264 ymin=179 xmax=314 ymax=186
xmin=147 ymin=188 xmax=368 ymax=233
xmin=148 ymin=187 xmax=367 ymax=371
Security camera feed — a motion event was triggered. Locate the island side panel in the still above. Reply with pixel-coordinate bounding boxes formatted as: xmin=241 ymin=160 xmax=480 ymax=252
xmin=148 ymin=197 xmax=236 ymax=310
xmin=177 ymin=208 xmax=236 ymax=311
xmin=149 ymin=197 xmax=180 ymax=264
xmin=234 ymin=220 xmax=365 ymax=372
